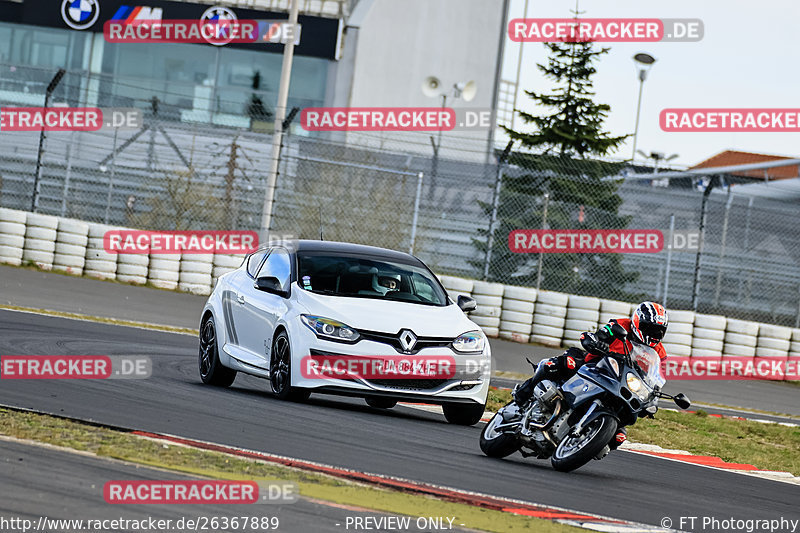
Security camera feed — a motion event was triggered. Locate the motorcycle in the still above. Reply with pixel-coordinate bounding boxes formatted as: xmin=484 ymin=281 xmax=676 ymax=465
xmin=480 ymin=323 xmax=691 ymax=472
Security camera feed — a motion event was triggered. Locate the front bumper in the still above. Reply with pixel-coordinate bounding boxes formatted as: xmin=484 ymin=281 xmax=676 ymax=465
xmin=291 ymin=325 xmax=491 ymax=405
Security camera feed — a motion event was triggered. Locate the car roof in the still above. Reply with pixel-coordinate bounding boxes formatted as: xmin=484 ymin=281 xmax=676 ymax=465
xmin=292 ymin=240 xmax=421 ymax=263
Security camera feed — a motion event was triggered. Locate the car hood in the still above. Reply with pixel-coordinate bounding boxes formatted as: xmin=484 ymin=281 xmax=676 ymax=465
xmin=293 ymin=285 xmax=476 ymax=338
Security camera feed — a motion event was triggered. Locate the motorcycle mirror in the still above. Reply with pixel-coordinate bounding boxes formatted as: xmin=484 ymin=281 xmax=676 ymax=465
xmin=673 ymin=393 xmax=691 ymax=410
xmin=610 ymin=322 xmax=627 ymax=338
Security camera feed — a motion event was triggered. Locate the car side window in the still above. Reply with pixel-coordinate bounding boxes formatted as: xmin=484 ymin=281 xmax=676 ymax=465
xmin=257 ymin=248 xmax=292 ymax=290
xmin=246 ymin=249 xmax=269 ymax=278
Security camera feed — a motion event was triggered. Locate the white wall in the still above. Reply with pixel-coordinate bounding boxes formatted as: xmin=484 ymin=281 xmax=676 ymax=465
xmin=331 ymin=0 xmax=506 ymax=160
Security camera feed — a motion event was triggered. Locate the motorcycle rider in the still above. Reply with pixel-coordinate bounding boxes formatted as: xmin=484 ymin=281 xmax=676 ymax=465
xmin=509 ymin=301 xmax=669 ymax=450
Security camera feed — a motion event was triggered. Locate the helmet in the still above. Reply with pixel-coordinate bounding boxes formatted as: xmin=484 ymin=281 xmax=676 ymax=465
xmin=372 ymin=273 xmax=400 ymax=294
xmin=631 ymin=302 xmax=668 ymax=347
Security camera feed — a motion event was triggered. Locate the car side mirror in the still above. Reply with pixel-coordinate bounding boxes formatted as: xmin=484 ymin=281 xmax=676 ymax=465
xmin=457 ymin=295 xmax=477 ymax=313
xmin=254 ymin=276 xmax=288 ymax=297
xmin=673 ymin=393 xmax=691 ymax=410
xmin=610 ymin=322 xmax=627 ymax=339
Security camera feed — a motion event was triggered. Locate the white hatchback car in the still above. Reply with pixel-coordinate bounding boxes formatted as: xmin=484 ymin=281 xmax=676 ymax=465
xmin=198 ymin=240 xmax=491 ymax=425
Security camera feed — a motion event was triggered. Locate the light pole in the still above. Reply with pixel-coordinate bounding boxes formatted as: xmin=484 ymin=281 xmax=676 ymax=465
xmin=631 ymin=53 xmax=655 ymax=161
xmin=422 ymin=77 xmax=476 ymax=191
xmin=32 ymin=67 xmax=66 ymax=212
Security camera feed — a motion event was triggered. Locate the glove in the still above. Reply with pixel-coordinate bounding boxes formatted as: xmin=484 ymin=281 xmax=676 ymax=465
xmin=580 ymin=332 xmax=609 ymax=355
xmin=596 ymin=323 xmax=615 ymax=343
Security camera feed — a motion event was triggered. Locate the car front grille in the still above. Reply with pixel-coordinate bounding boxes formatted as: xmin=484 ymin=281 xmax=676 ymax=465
xmin=367 ymin=379 xmax=448 ymax=390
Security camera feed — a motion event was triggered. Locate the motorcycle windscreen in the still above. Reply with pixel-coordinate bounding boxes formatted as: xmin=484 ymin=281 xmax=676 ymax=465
xmin=630 ymin=343 xmax=666 ymax=389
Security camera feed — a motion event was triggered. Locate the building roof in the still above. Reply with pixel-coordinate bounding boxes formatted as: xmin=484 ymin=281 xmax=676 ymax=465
xmin=691 ymin=150 xmax=799 ymax=180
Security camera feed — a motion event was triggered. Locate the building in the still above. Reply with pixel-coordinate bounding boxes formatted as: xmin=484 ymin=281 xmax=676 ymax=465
xmin=690 ymin=150 xmax=800 ymax=183
xmin=0 ymin=0 xmax=507 ymax=157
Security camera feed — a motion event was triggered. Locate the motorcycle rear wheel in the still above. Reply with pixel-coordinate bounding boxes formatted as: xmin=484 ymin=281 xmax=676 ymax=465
xmin=550 ymin=415 xmax=617 ymax=472
xmin=479 ymin=412 xmax=521 ymax=458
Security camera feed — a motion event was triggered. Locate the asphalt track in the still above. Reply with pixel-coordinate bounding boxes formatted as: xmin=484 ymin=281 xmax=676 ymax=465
xmin=2 ymin=265 xmax=799 ymax=416
xmin=0 ymin=310 xmax=798 ymax=531
xmin=0 ymin=438 xmax=420 ymax=533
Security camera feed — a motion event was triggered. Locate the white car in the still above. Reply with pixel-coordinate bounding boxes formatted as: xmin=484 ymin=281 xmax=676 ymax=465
xmin=198 ymin=240 xmax=491 ymax=425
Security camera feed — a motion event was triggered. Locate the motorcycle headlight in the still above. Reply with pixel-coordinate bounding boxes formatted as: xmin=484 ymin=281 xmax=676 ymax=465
xmin=300 ymin=315 xmax=360 ymax=343
xmin=626 ymin=372 xmax=643 ymax=394
xmin=452 ymin=330 xmax=485 ymax=353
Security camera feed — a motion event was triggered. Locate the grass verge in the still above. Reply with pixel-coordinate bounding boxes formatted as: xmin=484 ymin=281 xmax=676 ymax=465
xmin=485 ymin=388 xmax=800 ymax=475
xmin=0 ymin=408 xmax=581 ymax=533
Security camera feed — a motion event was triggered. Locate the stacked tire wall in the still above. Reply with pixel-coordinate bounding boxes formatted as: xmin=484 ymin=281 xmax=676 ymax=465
xmin=84 ymin=223 xmax=118 ymax=280
xmin=0 ymin=208 xmax=26 ymax=266
xmin=53 ymin=218 xmax=89 ymax=275
xmin=531 ymin=290 xmax=568 ymax=347
xmin=499 ymin=286 xmax=536 ymax=343
xmin=0 ymin=207 xmax=798 ymax=380
xmin=469 ymin=281 xmax=504 ymax=338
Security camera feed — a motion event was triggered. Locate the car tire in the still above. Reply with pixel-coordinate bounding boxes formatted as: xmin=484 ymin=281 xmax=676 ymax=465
xmin=442 ymin=403 xmax=485 ymax=425
xmin=365 ymin=397 xmax=397 ymax=409
xmin=198 ymin=315 xmax=236 ymax=387
xmin=270 ymin=331 xmax=310 ymax=402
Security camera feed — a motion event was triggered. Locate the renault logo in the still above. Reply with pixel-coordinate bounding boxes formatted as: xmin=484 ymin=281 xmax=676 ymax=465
xmin=398 ymin=329 xmax=417 ymax=352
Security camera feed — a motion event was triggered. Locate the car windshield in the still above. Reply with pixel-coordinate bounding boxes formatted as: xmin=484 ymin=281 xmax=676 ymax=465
xmin=296 ymin=252 xmax=448 ymax=306
xmin=631 ymin=343 xmax=666 ymax=389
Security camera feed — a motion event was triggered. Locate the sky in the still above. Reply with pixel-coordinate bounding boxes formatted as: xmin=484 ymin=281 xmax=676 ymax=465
xmin=501 ymin=0 xmax=800 ymax=167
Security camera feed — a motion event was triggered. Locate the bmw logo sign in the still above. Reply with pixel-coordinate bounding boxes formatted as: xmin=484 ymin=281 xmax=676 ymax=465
xmin=200 ymin=6 xmax=238 ymax=46
xmin=61 ymin=0 xmax=100 ymax=30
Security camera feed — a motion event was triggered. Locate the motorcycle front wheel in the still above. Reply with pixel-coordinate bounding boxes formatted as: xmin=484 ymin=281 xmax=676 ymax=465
xmin=550 ymin=414 xmax=617 ymax=472
xmin=479 ymin=411 xmax=521 ymax=458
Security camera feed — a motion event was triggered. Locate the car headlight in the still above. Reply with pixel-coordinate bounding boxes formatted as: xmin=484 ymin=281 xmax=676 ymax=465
xmin=452 ymin=330 xmax=485 ymax=353
xmin=300 ymin=315 xmax=360 ymax=343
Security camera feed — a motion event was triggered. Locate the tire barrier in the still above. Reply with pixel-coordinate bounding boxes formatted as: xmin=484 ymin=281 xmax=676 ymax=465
xmin=0 ymin=208 xmax=27 ymax=266
xmin=22 ymin=213 xmax=59 ymax=270
xmin=438 ymin=275 xmax=473 ymax=305
xmin=147 ymin=253 xmax=181 ymax=290
xmin=470 ymin=281 xmax=504 ymax=338
xmin=662 ymin=310 xmax=694 ymax=358
xmin=499 ymin=286 xmax=536 ymax=344
xmin=531 ymin=290 xmax=568 ymax=348
xmin=691 ymin=314 xmax=726 ymax=361
xmin=53 ymin=218 xmax=89 ymax=275
xmin=178 ymin=253 xmax=213 ymax=296
xmin=723 ymin=319 xmax=759 ymax=358
xmin=598 ymin=299 xmax=632 ymax=327
xmin=563 ymin=295 xmax=600 ymax=349
xmin=84 ymin=223 xmax=119 ymax=280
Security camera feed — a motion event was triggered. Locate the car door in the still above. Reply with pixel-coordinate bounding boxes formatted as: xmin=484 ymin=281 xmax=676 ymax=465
xmin=225 ymin=248 xmax=270 ymax=366
xmin=237 ymin=247 xmax=293 ymax=367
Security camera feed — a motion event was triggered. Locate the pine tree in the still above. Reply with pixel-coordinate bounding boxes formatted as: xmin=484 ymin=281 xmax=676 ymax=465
xmin=474 ymin=32 xmax=640 ymax=300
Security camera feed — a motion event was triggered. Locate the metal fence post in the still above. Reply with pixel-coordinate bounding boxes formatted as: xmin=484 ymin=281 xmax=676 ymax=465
xmin=692 ymin=176 xmax=715 ymax=311
xmin=663 ymin=214 xmax=675 ymax=307
xmin=536 ymin=192 xmax=550 ymax=292
xmin=483 ymin=141 xmax=513 ymax=280
xmin=104 ymin=128 xmax=118 ymax=224
xmin=409 ymin=172 xmax=424 ymax=255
